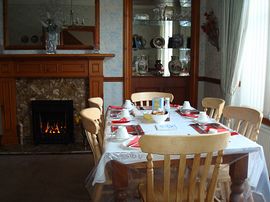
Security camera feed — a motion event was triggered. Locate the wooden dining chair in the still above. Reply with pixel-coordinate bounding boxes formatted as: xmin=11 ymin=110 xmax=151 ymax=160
xmin=88 ymin=97 xmax=105 ymax=140
xmin=80 ymin=108 xmax=103 ymax=163
xmin=131 ymin=92 xmax=174 ymax=107
xmin=222 ymin=106 xmax=263 ymax=142
xmin=138 ymin=132 xmax=230 ymax=202
xmin=88 ymin=97 xmax=103 ymax=112
xmin=216 ymin=106 xmax=263 ymax=201
xmin=202 ymin=97 xmax=225 ymax=122
xmin=80 ymin=107 xmax=111 ymax=202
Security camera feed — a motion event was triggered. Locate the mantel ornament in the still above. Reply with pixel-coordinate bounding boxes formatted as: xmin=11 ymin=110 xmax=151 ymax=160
xmin=201 ymin=10 xmax=220 ymax=52
xmin=41 ymin=12 xmax=62 ymax=54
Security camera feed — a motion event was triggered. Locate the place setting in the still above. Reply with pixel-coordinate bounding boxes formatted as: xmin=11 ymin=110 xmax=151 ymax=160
xmin=176 ymin=101 xmax=200 ymax=118
xmin=189 ymin=112 xmax=239 ymax=136
xmin=108 ymin=125 xmax=144 ymax=149
xmin=108 ymin=126 xmax=133 ymax=142
xmin=110 ymin=109 xmax=133 ymax=124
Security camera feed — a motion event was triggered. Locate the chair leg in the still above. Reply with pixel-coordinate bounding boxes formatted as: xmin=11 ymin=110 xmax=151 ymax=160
xmin=91 ymin=183 xmax=104 ymax=202
xmin=223 ymin=181 xmax=231 ymax=201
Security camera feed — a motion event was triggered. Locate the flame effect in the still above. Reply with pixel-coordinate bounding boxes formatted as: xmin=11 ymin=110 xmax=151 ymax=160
xmin=42 ymin=121 xmax=65 ymax=135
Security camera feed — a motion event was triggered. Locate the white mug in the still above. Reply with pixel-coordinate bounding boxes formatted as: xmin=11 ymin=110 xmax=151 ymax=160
xmin=182 ymin=101 xmax=191 ymax=109
xmin=115 ymin=126 xmax=129 ymax=139
xmin=120 ymin=109 xmax=131 ymax=118
xmin=123 ymin=100 xmax=134 ymax=109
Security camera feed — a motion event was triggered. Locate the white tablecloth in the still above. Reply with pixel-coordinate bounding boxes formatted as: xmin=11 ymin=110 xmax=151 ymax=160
xmin=92 ymin=108 xmax=270 ymax=200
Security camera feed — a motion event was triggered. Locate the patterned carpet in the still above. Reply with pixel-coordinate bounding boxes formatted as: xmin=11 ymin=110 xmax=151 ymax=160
xmin=0 ymin=153 xmax=93 ymax=202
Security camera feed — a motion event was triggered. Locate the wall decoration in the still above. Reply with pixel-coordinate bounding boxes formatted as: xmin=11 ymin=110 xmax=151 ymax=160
xmin=201 ymin=10 xmax=220 ymax=51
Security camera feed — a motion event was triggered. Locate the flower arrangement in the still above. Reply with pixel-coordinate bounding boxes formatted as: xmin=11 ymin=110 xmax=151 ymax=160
xmin=41 ymin=12 xmax=61 ymax=33
xmin=201 ymin=10 xmax=220 ymax=51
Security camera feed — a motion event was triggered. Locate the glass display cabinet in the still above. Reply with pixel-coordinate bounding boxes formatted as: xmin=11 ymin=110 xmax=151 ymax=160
xmin=132 ymin=1 xmax=192 ymax=77
xmin=124 ymin=0 xmax=200 ymax=105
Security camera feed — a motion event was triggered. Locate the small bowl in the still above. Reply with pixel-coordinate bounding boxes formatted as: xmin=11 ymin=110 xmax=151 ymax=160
xmin=151 ymin=112 xmax=168 ymax=124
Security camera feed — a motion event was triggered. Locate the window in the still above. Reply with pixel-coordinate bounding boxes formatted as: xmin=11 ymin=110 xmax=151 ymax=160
xmin=232 ymin=0 xmax=270 ymax=119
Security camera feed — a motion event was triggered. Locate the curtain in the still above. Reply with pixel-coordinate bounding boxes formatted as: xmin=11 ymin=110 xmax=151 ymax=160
xmin=220 ymin=0 xmax=249 ymax=104
xmin=232 ymin=0 xmax=270 ymax=118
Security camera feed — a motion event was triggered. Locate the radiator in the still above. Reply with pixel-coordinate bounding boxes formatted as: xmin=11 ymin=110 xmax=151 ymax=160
xmin=257 ymin=124 xmax=270 ymax=173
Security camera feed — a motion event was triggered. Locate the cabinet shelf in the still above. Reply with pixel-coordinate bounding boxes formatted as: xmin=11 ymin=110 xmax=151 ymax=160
xmin=133 ymin=19 xmax=191 ymax=27
xmin=133 ymin=47 xmax=191 ymax=51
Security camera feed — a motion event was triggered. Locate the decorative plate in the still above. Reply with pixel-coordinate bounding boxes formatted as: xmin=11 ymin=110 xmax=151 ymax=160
xmin=151 ymin=36 xmax=165 ymax=48
xmin=31 ymin=35 xmax=39 ymax=43
xmin=21 ymin=35 xmax=29 ymax=43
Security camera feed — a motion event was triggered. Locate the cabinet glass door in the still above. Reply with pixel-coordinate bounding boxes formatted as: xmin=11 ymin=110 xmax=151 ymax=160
xmin=132 ymin=0 xmax=191 ymax=77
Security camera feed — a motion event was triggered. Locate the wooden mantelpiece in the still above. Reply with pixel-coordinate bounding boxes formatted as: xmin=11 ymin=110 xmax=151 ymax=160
xmin=0 ymin=53 xmax=114 ymax=145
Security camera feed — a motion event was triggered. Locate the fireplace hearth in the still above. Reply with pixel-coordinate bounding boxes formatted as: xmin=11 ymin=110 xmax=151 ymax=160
xmin=31 ymin=100 xmax=74 ymax=144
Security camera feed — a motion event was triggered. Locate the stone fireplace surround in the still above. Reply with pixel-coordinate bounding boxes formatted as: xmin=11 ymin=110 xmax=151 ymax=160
xmin=0 ymin=53 xmax=114 ymax=145
xmin=16 ymin=78 xmax=87 ymax=144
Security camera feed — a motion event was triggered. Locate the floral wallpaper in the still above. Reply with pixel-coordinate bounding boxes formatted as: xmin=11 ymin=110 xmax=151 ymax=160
xmin=100 ymin=0 xmax=123 ymax=77
xmin=199 ymin=0 xmax=223 ymax=101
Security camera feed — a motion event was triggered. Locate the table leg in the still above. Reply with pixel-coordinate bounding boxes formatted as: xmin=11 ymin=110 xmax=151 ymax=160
xmin=112 ymin=160 xmax=129 ymax=202
xmin=229 ymin=155 xmax=248 ymax=202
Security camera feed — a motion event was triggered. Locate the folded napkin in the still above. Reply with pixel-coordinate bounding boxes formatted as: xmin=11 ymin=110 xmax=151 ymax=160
xmin=109 ymin=105 xmax=123 ymax=110
xmin=111 ymin=118 xmax=130 ymax=124
xmin=230 ymin=131 xmax=239 ymax=136
xmin=126 ymin=136 xmax=141 ymax=148
xmin=205 ymin=126 xmax=228 ymax=133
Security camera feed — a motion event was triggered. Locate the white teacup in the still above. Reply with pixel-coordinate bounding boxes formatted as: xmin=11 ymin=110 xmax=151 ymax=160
xmin=115 ymin=126 xmax=130 ymax=139
xmin=182 ymin=101 xmax=191 ymax=109
xmin=123 ymin=100 xmax=134 ymax=109
xmin=197 ymin=111 xmax=208 ymax=123
xmin=120 ymin=109 xmax=131 ymax=119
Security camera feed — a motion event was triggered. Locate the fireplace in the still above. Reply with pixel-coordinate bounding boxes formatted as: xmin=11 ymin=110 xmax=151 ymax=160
xmin=31 ymin=100 xmax=74 ymax=144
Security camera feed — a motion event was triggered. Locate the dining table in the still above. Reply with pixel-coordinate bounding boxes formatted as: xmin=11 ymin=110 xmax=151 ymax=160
xmin=91 ymin=106 xmax=270 ymax=201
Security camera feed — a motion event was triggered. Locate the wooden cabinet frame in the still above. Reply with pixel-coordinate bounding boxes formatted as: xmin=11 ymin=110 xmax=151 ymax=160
xmin=123 ymin=0 xmax=200 ymax=107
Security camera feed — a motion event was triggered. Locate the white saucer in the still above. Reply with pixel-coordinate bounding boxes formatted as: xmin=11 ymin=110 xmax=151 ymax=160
xmin=194 ymin=117 xmax=210 ymax=124
xmin=181 ymin=106 xmax=194 ymax=111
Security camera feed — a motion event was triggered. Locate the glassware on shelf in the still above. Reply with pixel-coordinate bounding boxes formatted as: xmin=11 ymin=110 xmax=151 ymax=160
xmin=138 ymin=55 xmax=148 ymax=75
xmin=179 ymin=0 xmax=191 ymax=8
xmin=180 ymin=56 xmax=190 ymax=76
xmin=164 ymin=6 xmax=174 ymax=20
xmin=168 ymin=56 xmax=182 ymax=76
xmin=157 ymin=4 xmax=166 ymax=20
xmin=152 ymin=8 xmax=160 ymax=20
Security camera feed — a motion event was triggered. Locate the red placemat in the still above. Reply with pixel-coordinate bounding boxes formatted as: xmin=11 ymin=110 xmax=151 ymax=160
xmin=190 ymin=123 xmax=238 ymax=136
xmin=176 ymin=110 xmax=199 ymax=118
xmin=109 ymin=105 xmax=123 ymax=110
xmin=111 ymin=125 xmax=144 ymax=136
